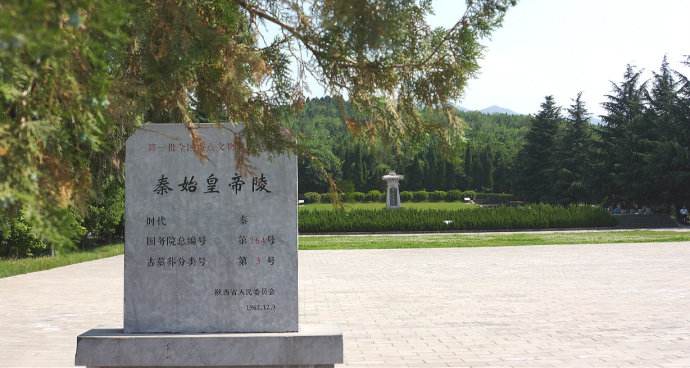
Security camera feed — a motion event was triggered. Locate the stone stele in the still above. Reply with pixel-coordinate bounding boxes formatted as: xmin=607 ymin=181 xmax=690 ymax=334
xmin=124 ymin=123 xmax=297 ymax=334
xmin=75 ymin=123 xmax=342 ymax=368
xmin=382 ymin=171 xmax=403 ymax=209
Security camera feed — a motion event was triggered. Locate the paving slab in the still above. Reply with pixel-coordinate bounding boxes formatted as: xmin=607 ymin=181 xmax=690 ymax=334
xmin=1 ymin=242 xmax=690 ymax=367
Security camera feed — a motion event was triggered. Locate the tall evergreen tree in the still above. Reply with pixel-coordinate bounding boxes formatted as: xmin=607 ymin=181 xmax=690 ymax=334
xmin=479 ymin=146 xmax=495 ymax=191
xmin=645 ymin=57 xmax=685 ymax=206
xmin=598 ymin=65 xmax=648 ymax=205
xmin=675 ymin=57 xmax=690 ymax=206
xmin=515 ymin=95 xmax=562 ymax=202
xmin=463 ymin=145 xmax=475 ymax=189
xmin=555 ymin=92 xmax=595 ymax=203
xmin=492 ymin=150 xmax=513 ymax=193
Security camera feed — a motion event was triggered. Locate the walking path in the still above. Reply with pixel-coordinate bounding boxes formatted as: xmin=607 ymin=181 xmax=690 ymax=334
xmin=1 ymin=242 xmax=690 ymax=367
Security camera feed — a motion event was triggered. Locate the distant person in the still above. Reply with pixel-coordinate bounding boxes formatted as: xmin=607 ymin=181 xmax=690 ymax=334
xmin=680 ymin=206 xmax=688 ymax=224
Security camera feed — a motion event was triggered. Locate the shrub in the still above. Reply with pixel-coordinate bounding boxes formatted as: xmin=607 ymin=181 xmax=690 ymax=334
xmin=412 ymin=190 xmax=429 ymax=202
xmin=304 ymin=192 xmax=320 ymax=204
xmin=81 ymin=177 xmax=124 ymax=246
xmin=474 ymin=192 xmax=514 ymax=204
xmin=299 ymin=204 xmax=617 ymax=233
xmin=366 ymin=190 xmax=383 ymax=202
xmin=446 ymin=189 xmax=463 ymax=201
xmin=400 ymin=191 xmax=413 ymax=202
xmin=429 ymin=190 xmax=447 ymax=202
xmin=344 ymin=192 xmax=365 ymax=202
xmin=0 ymin=215 xmax=48 ymax=259
xmin=461 ymin=190 xmax=477 ymax=199
xmin=319 ymin=193 xmax=332 ymax=203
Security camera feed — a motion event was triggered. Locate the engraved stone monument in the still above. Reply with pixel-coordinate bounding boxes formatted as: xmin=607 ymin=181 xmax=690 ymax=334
xmin=382 ymin=171 xmax=404 ymax=209
xmin=124 ymin=124 xmax=297 ymax=333
xmin=75 ymin=124 xmax=342 ymax=368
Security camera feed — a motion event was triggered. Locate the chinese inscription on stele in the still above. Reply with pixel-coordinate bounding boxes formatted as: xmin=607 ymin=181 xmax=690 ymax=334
xmin=124 ymin=124 xmax=298 ymax=333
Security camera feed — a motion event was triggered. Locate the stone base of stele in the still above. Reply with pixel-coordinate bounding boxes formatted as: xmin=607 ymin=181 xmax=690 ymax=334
xmin=75 ymin=325 xmax=343 ymax=368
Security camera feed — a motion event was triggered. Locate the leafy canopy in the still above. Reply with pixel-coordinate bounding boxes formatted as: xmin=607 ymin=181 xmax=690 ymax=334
xmin=0 ymin=0 xmax=515 ymax=247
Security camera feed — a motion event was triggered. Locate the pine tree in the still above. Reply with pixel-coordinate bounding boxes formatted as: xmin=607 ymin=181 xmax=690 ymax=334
xmin=463 ymin=145 xmax=475 ymax=189
xmin=598 ymin=65 xmax=648 ymax=205
xmin=645 ymin=57 xmax=685 ymax=206
xmin=676 ymin=57 xmax=690 ymax=206
xmin=680 ymin=57 xmax=690 ymax=144
xmin=555 ymin=92 xmax=595 ymax=203
xmin=0 ymin=0 xmax=516 ymax=247
xmin=515 ymin=95 xmax=562 ymax=202
xmin=479 ymin=146 xmax=495 ymax=191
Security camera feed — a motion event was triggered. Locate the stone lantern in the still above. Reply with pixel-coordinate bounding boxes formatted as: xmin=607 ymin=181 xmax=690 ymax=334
xmin=382 ymin=171 xmax=404 ymax=209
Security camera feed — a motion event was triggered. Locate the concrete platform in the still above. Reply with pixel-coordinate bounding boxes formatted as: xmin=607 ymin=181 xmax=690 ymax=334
xmin=75 ymin=325 xmax=342 ymax=368
xmin=3 ymin=243 xmax=690 ymax=367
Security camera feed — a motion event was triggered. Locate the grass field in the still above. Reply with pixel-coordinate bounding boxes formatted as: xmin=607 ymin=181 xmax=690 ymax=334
xmin=299 ymin=202 xmax=477 ymax=211
xmin=299 ymin=230 xmax=690 ymax=250
xmin=3 ymin=230 xmax=689 ymax=278
xmin=0 ymin=243 xmax=123 ymax=279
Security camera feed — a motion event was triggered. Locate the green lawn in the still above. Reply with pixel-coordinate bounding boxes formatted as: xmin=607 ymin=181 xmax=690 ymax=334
xmin=299 ymin=201 xmax=477 ymax=211
xmin=3 ymin=230 xmax=689 ymax=278
xmin=0 ymin=243 xmax=123 ymax=279
xmin=299 ymin=230 xmax=690 ymax=250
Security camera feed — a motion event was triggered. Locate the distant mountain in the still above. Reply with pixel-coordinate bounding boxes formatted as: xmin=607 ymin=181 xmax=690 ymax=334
xmin=454 ymin=104 xmax=520 ymax=115
xmin=479 ymin=105 xmax=518 ymax=115
xmin=456 ymin=103 xmax=603 ymax=123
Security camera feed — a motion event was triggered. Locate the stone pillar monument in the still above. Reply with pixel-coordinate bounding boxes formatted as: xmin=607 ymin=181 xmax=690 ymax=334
xmin=75 ymin=124 xmax=342 ymax=368
xmin=382 ymin=171 xmax=404 ymax=209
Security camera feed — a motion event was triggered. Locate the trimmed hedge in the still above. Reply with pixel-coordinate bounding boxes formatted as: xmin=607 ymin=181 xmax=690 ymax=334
xmin=345 ymin=192 xmax=365 ymax=202
xmin=475 ymin=192 xmax=513 ymax=204
xmin=446 ymin=189 xmax=463 ymax=201
xmin=319 ymin=193 xmax=332 ymax=203
xmin=400 ymin=191 xmax=413 ymax=201
xmin=412 ymin=190 xmax=429 ymax=202
xmin=429 ymin=190 xmax=447 ymax=202
xmin=366 ymin=190 xmax=384 ymax=202
xmin=303 ymin=192 xmax=320 ymax=203
xmin=462 ymin=190 xmax=477 ymax=198
xmin=299 ymin=204 xmax=616 ymax=233
xmin=302 ymin=190 xmax=514 ymax=204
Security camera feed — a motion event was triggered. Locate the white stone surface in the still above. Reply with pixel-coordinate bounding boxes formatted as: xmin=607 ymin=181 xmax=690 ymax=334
xmin=124 ymin=124 xmax=297 ymax=333
xmin=1 ymin=242 xmax=690 ymax=367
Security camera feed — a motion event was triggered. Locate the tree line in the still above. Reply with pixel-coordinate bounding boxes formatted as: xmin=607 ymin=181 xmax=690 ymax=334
xmin=296 ymin=57 xmax=690 ymax=212
xmin=293 ymin=97 xmax=529 ymax=194
xmin=516 ymin=57 xmax=690 ymax=209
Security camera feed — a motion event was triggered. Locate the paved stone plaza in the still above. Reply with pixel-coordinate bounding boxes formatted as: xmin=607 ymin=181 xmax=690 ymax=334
xmin=1 ymin=242 xmax=690 ymax=367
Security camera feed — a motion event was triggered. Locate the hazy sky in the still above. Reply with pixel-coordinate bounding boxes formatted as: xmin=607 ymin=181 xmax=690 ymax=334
xmin=428 ymin=0 xmax=690 ymax=116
